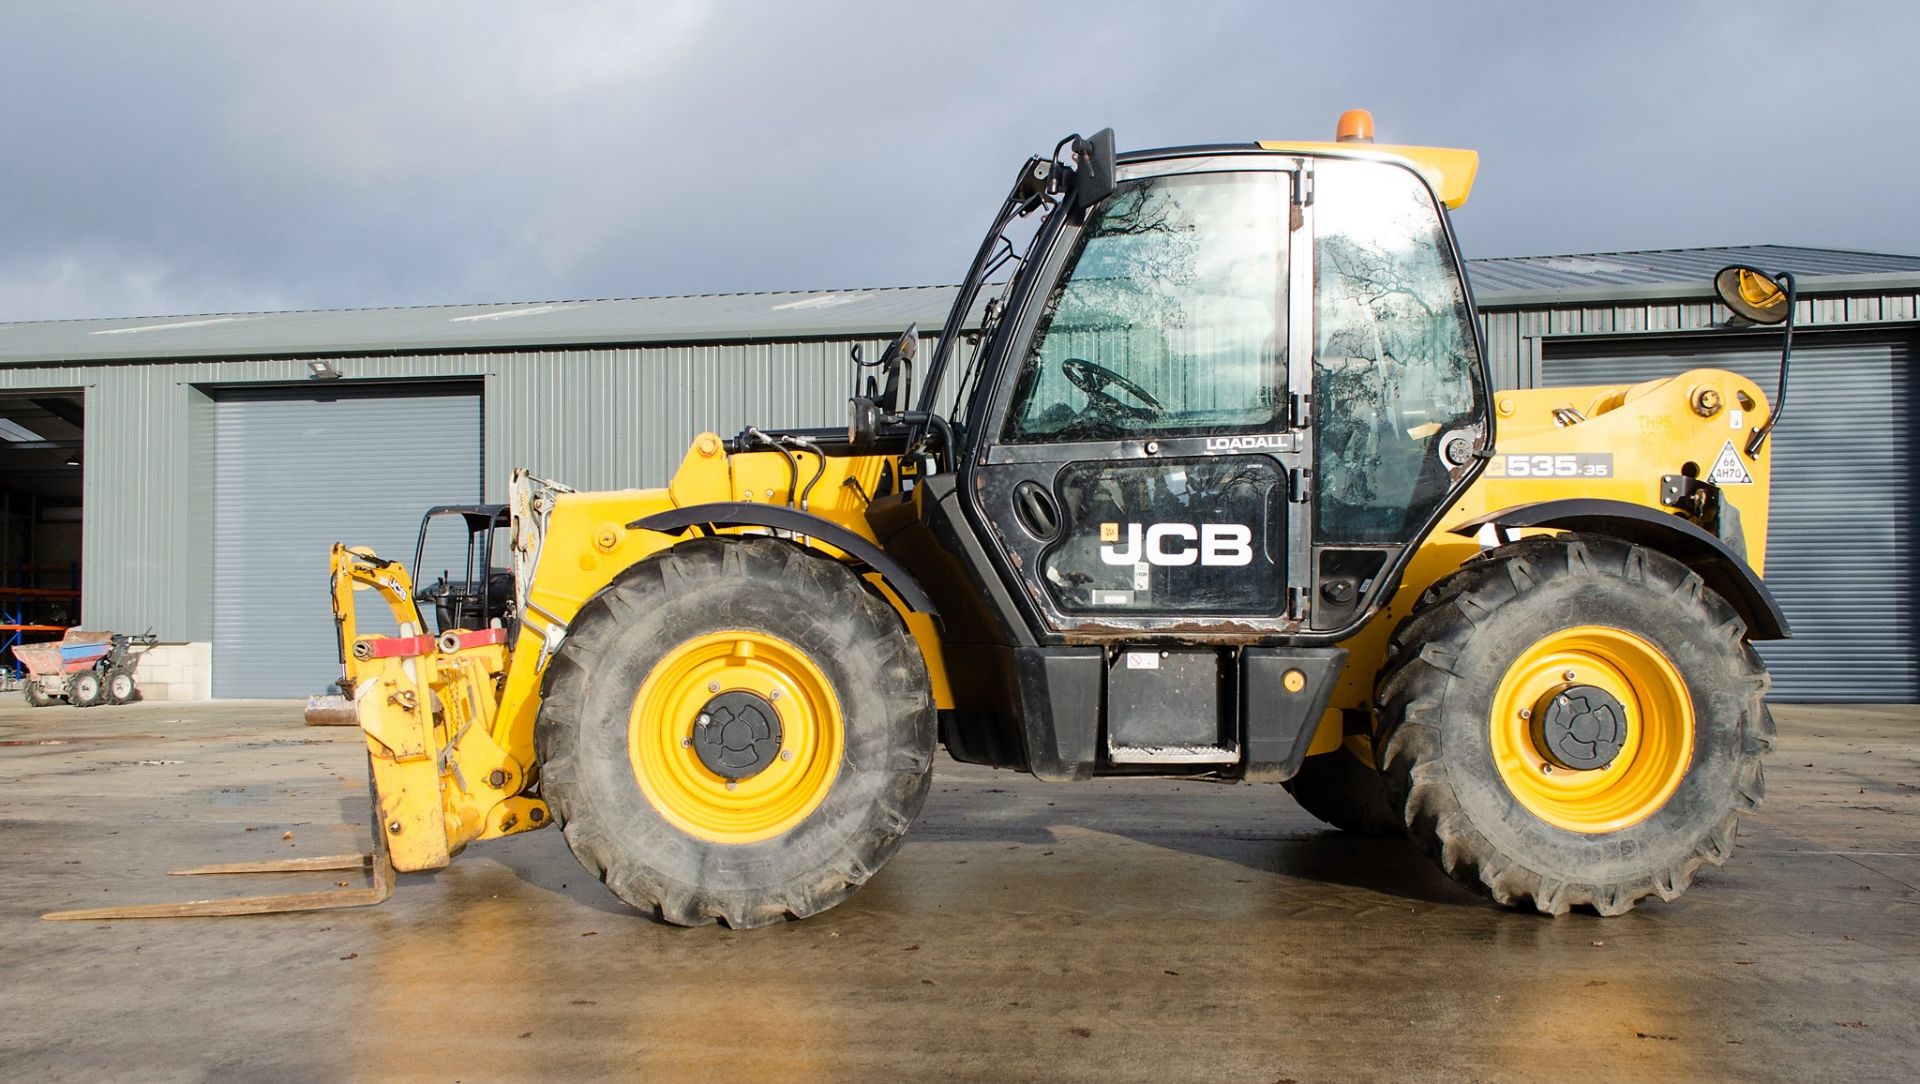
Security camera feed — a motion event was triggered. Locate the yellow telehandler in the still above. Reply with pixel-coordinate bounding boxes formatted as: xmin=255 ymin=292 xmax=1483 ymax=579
xmin=50 ymin=111 xmax=1794 ymax=925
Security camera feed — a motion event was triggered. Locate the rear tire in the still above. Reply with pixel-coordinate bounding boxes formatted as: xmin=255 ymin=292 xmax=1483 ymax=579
xmin=71 ymin=670 xmax=106 ymax=708
xmin=1376 ymin=534 xmax=1773 ymax=916
xmin=537 ymin=536 xmax=936 ymax=928
xmin=24 ymin=679 xmax=56 ymax=708
xmin=1283 ymin=744 xmax=1401 ymax=836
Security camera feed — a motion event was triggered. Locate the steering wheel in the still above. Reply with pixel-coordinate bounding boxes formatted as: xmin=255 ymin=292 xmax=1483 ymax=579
xmin=1062 ymin=358 xmax=1163 ymax=421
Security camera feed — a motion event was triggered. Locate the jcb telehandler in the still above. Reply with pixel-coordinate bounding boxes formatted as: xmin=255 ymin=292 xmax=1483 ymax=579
xmin=50 ymin=111 xmax=1795 ymax=926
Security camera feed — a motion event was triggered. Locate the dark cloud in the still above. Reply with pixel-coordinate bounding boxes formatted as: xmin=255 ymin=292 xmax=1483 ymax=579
xmin=2 ymin=0 xmax=1915 ymax=321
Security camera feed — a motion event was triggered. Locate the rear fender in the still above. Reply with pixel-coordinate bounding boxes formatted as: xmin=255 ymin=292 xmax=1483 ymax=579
xmin=1450 ymin=499 xmax=1790 ymax=640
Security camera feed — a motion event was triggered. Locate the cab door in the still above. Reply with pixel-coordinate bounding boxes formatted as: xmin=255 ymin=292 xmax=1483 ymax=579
xmin=1306 ymin=157 xmax=1491 ymax=629
xmin=965 ymin=161 xmax=1314 ymax=636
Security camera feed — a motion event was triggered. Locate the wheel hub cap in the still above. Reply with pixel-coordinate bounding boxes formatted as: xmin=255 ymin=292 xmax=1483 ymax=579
xmin=1533 ymin=684 xmax=1628 ymax=770
xmin=693 ymin=691 xmax=784 ymax=780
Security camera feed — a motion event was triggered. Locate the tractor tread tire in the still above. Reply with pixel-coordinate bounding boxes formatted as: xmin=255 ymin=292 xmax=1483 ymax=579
xmin=1376 ymin=533 xmax=1774 ymax=916
xmin=536 ymin=536 xmax=935 ymax=928
xmin=1283 ymin=746 xmax=1403 ymax=837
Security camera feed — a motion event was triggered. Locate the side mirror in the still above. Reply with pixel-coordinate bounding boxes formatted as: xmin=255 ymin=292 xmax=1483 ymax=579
xmin=1713 ymin=265 xmax=1797 ymax=455
xmin=1714 ymin=265 xmax=1791 ymax=325
xmin=1072 ymin=128 xmax=1116 ymax=217
xmin=847 ymin=325 xmax=918 ymax=448
xmin=873 ymin=326 xmax=917 ymax=413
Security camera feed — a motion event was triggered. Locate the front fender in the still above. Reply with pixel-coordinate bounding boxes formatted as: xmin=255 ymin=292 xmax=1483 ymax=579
xmin=1451 ymin=498 xmax=1790 ymax=641
xmin=629 ymin=501 xmax=940 ymax=617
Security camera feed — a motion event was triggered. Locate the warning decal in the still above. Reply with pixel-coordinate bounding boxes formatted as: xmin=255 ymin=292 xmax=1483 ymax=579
xmin=1708 ymin=440 xmax=1754 ymax=485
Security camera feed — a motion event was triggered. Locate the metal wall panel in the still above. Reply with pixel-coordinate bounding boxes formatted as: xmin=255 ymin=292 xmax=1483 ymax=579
xmin=1 ymin=286 xmax=1914 ymax=702
xmin=484 ymin=336 xmax=935 ymax=493
xmin=1541 ymin=334 xmax=1915 ymax=702
xmin=210 ymin=383 xmax=482 ymax=697
xmin=1 ymin=340 xmax=924 ymax=642
xmin=0 ymin=355 xmax=490 ymax=639
xmin=1479 ymin=310 xmax=1522 ymax=390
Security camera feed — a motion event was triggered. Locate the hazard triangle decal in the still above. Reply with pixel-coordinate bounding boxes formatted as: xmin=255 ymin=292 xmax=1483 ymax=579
xmin=1707 ymin=439 xmax=1754 ymax=485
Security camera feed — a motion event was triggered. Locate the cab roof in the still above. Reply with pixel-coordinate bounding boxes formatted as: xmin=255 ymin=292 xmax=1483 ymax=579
xmin=1114 ymin=139 xmax=1479 ymax=210
xmin=1256 ymin=141 xmax=1479 ymax=209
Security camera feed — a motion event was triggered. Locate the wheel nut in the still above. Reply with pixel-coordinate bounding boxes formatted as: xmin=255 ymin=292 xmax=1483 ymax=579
xmin=1540 ymin=764 xmax=1553 ymax=775
xmin=781 ymin=749 xmax=795 ymax=762
xmin=387 ymin=820 xmax=403 ymax=834
xmin=725 ymin=780 xmax=738 ymax=791
xmin=1563 ymin=670 xmax=1577 ymax=681
xmin=697 ymin=714 xmax=711 ymax=728
xmin=708 ymin=681 xmax=720 ymax=693
xmin=769 ymin=689 xmax=782 ymax=702
xmin=1519 ymin=708 xmax=1532 ymax=720
xmin=681 ymin=737 xmax=692 ymax=748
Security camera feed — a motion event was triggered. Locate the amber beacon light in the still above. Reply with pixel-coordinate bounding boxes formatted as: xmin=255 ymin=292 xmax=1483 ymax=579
xmin=1335 ymin=109 xmax=1375 ymax=143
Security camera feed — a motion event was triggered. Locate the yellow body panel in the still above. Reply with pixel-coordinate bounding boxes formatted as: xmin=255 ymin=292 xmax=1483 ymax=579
xmin=491 ymin=437 xmax=954 ymax=760
xmin=1309 ymin=368 xmax=1774 ymax=753
xmin=325 ymin=433 xmax=957 ymax=861
xmin=1256 ymin=141 xmax=1480 ymax=208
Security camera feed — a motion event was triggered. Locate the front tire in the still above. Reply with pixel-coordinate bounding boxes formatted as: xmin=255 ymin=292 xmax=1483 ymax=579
xmin=106 ymin=668 xmax=138 ymax=705
xmin=537 ymin=536 xmax=935 ymax=928
xmin=1376 ymin=534 xmax=1773 ymax=915
xmin=24 ymin=679 xmax=56 ymax=708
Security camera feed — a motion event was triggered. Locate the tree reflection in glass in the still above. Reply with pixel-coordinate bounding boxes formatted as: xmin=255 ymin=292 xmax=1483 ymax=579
xmin=1314 ymin=159 xmax=1481 ymax=543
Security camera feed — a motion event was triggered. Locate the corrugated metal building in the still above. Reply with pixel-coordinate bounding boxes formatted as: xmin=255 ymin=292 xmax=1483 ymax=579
xmin=2 ymin=245 xmax=1917 ymax=701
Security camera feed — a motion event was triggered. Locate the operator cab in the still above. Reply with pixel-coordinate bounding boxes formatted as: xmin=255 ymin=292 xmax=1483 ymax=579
xmin=866 ymin=115 xmax=1493 ymax=781
xmin=411 ymin=505 xmax=514 ymax=636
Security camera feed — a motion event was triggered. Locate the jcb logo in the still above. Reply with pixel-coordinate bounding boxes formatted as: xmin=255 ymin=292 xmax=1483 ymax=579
xmin=1098 ymin=522 xmax=1253 ymax=567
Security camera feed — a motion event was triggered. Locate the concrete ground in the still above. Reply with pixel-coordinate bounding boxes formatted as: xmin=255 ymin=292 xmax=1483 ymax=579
xmin=1 ymin=699 xmax=1915 ymax=1083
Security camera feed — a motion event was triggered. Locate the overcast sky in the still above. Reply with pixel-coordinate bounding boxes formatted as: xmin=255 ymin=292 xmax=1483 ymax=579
xmin=2 ymin=1 xmax=1916 ymax=323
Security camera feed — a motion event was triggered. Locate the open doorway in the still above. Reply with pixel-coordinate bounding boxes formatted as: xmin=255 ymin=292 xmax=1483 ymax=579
xmin=0 ymin=391 xmax=84 ymax=687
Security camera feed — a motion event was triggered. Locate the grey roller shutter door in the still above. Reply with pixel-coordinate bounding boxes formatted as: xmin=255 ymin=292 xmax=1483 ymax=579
xmin=212 ymin=383 xmax=482 ymax=698
xmin=1541 ymin=335 xmax=1913 ymax=703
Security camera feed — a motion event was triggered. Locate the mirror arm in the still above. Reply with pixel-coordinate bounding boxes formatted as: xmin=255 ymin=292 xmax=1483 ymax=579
xmin=1744 ymin=271 xmax=1796 ymax=457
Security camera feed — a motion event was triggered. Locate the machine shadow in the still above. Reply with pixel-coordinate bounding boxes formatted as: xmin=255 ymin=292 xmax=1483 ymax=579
xmin=1108 ymin=824 xmax=1485 ymax=908
xmin=903 ymin=782 xmax=1486 ymax=910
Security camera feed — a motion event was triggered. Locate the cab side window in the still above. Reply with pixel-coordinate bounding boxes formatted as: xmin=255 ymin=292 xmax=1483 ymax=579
xmin=1004 ymin=172 xmax=1289 ymax=443
xmin=1313 ymin=159 xmax=1482 ymax=543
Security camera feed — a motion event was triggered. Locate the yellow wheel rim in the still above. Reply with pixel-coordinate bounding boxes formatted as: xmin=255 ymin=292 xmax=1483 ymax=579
xmin=1489 ymin=625 xmax=1694 ymax=834
xmin=629 ymin=630 xmax=842 ymax=844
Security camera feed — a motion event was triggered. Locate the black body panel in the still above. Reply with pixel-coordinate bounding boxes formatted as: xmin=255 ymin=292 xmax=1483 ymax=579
xmin=879 ymin=476 xmax=1040 ymax=772
xmin=1241 ymin=646 xmax=1346 ymax=782
xmin=1011 ymin=646 xmax=1105 ymax=782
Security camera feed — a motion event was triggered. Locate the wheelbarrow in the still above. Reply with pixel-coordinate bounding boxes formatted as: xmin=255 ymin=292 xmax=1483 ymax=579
xmin=10 ymin=629 xmax=156 ymax=708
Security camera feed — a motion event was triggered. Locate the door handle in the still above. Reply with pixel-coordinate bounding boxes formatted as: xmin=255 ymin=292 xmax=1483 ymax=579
xmin=1013 ymin=481 xmax=1060 ymax=541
